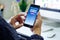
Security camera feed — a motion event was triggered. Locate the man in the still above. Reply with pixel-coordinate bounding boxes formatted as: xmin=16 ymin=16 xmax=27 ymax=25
xmin=10 ymin=12 xmax=44 ymax=40
xmin=0 ymin=12 xmax=43 ymax=40
xmin=10 ymin=12 xmax=42 ymax=35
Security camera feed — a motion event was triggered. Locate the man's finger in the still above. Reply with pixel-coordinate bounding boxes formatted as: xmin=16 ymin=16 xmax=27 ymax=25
xmin=14 ymin=23 xmax=23 ymax=29
xmin=18 ymin=14 xmax=25 ymax=16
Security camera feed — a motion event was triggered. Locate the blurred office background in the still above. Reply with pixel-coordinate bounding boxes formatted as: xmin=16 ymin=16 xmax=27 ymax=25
xmin=0 ymin=0 xmax=60 ymax=40
xmin=0 ymin=0 xmax=33 ymax=20
xmin=35 ymin=0 xmax=60 ymax=40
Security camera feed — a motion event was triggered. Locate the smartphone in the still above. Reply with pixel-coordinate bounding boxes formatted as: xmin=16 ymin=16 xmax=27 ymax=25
xmin=24 ymin=4 xmax=40 ymax=28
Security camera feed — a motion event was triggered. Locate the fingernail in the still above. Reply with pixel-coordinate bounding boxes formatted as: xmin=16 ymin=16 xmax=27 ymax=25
xmin=21 ymin=23 xmax=23 ymax=25
xmin=21 ymin=16 xmax=25 ymax=19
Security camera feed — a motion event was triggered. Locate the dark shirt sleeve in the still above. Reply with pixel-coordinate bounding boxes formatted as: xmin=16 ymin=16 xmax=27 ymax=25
xmin=30 ymin=34 xmax=44 ymax=40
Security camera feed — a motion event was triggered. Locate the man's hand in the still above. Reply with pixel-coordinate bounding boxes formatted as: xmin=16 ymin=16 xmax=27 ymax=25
xmin=10 ymin=14 xmax=25 ymax=29
xmin=31 ymin=12 xmax=42 ymax=35
xmin=10 ymin=12 xmax=42 ymax=35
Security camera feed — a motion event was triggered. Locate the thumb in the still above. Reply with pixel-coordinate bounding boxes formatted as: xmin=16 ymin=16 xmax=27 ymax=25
xmin=13 ymin=23 xmax=23 ymax=29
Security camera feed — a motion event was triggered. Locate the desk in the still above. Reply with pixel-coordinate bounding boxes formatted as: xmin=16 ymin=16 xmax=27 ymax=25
xmin=41 ymin=19 xmax=60 ymax=40
xmin=16 ymin=18 xmax=60 ymax=40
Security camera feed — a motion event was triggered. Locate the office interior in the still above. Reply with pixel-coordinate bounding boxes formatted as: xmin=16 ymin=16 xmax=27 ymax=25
xmin=0 ymin=0 xmax=60 ymax=40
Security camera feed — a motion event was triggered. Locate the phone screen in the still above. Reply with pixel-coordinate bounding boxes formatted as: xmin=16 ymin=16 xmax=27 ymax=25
xmin=24 ymin=4 xmax=40 ymax=28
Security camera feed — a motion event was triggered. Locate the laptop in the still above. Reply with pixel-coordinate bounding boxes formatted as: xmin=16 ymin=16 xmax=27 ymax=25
xmin=16 ymin=26 xmax=34 ymax=37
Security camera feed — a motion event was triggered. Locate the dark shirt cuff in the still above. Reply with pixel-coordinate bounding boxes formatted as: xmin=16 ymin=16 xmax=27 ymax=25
xmin=31 ymin=34 xmax=44 ymax=40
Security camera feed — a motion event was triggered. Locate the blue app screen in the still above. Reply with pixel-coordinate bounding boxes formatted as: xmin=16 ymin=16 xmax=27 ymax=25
xmin=24 ymin=7 xmax=39 ymax=26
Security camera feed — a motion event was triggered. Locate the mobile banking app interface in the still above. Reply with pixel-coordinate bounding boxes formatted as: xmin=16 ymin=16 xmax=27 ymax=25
xmin=24 ymin=7 xmax=39 ymax=26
